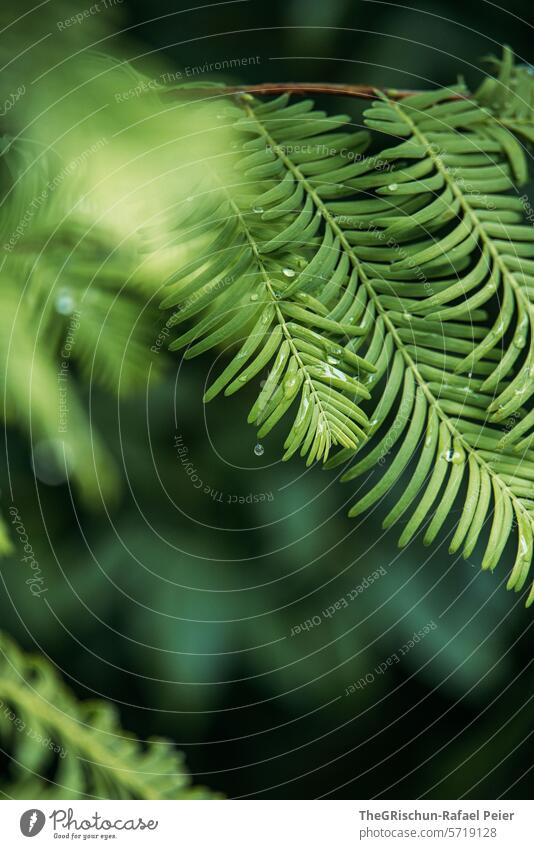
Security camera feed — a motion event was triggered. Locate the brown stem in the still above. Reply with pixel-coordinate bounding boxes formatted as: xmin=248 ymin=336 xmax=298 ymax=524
xmin=165 ymin=81 xmax=468 ymax=101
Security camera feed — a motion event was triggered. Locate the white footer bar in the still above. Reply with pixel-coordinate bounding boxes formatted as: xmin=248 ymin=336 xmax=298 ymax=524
xmin=1 ymin=799 xmax=530 ymax=847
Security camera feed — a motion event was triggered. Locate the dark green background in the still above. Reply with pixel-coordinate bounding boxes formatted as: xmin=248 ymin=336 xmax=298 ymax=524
xmin=2 ymin=0 xmax=533 ymax=799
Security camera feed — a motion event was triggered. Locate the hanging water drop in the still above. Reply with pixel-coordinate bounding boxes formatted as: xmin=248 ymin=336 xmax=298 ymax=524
xmin=444 ymin=448 xmax=462 ymax=464
xmin=254 ymin=443 xmax=264 ymax=457
xmin=282 ymin=267 xmax=296 ymax=278
xmin=252 ymin=205 xmax=264 ymax=214
xmin=55 ymin=290 xmax=75 ymax=316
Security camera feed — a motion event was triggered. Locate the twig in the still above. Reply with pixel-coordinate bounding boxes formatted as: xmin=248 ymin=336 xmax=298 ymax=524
xmin=164 ymin=81 xmax=468 ymax=101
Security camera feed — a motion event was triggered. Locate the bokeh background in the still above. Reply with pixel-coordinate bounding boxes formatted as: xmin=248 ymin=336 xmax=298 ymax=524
xmin=1 ymin=0 xmax=533 ymax=799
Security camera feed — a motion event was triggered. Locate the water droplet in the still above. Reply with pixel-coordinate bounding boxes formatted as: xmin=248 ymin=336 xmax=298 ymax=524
xmin=327 ymin=356 xmax=339 ymax=365
xmin=388 ymin=183 xmax=398 ymax=192
xmin=467 ymin=372 xmax=473 ymax=379
xmin=55 ymin=290 xmax=75 ymax=316
xmin=282 ymin=267 xmax=296 ymax=278
xmin=444 ymin=449 xmax=462 ymax=464
xmin=519 ymin=532 xmax=529 ymax=555
xmin=252 ymin=205 xmax=264 ymax=214
xmin=254 ymin=443 xmax=264 ymax=456
xmin=250 ymin=293 xmax=259 ymax=301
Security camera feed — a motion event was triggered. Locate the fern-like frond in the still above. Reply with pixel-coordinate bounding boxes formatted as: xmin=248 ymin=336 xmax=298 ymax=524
xmin=317 ymin=88 xmax=534 ymax=602
xmin=171 ymin=81 xmax=534 ymax=603
xmin=0 ymin=634 xmax=216 ymax=800
xmin=160 ymin=102 xmax=378 ymax=464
